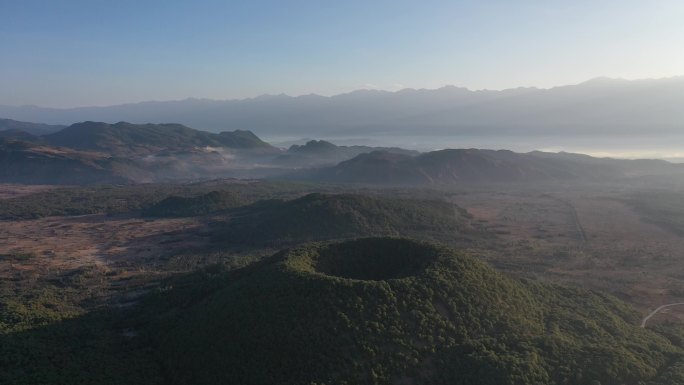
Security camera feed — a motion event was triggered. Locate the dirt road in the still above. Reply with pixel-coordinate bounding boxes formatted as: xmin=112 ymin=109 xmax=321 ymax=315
xmin=641 ymin=302 xmax=684 ymax=327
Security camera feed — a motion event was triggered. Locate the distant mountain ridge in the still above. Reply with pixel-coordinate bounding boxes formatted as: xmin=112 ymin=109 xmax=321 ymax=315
xmin=3 ymin=117 xmax=684 ymax=185
xmin=304 ymin=148 xmax=682 ymax=185
xmin=0 ymin=120 xmax=276 ymax=183
xmin=1 ymin=120 xmax=428 ymax=184
xmin=1 ymin=77 xmax=683 ymax=140
xmin=0 ymin=118 xmax=65 ymax=135
xmin=43 ymin=121 xmax=272 ymax=155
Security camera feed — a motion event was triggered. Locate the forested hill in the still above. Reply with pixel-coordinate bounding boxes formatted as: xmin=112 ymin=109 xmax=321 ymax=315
xmin=143 ymin=190 xmax=246 ymax=217
xmin=211 ymin=193 xmax=473 ymax=246
xmin=145 ymin=238 xmax=684 ymax=384
xmin=305 ymin=148 xmax=682 ymax=185
xmin=4 ymin=237 xmax=684 ymax=383
xmin=43 ymin=121 xmax=272 ymax=155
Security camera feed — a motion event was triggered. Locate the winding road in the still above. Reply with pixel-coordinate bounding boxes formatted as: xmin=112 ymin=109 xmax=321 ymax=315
xmin=640 ymin=302 xmax=684 ymax=328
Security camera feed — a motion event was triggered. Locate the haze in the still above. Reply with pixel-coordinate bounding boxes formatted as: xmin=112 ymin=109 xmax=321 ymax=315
xmin=2 ymin=0 xmax=684 ymax=107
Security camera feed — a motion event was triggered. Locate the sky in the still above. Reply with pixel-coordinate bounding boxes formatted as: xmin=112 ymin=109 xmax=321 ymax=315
xmin=1 ymin=0 xmax=684 ymax=107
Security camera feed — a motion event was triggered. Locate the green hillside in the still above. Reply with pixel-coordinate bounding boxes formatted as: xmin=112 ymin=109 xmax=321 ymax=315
xmin=4 ymin=238 xmax=684 ymax=384
xmin=147 ymin=238 xmax=684 ymax=385
xmin=213 ymin=193 xmax=471 ymax=246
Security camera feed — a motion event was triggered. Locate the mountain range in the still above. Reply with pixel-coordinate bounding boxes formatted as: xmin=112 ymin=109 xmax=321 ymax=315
xmin=1 ymin=77 xmax=683 ymax=141
xmin=3 ymin=118 xmax=684 ymax=185
xmin=0 ymin=121 xmax=275 ymax=183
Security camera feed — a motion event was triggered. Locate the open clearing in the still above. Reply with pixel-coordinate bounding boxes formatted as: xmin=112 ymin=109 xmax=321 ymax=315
xmin=0 ymin=213 xmax=211 ymax=284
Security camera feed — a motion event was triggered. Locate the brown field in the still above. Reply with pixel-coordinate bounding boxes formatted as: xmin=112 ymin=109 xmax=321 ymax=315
xmin=0 ymin=213 xmax=212 ymax=305
xmin=0 ymin=214 xmax=208 ymax=270
xmin=4 ymin=182 xmax=684 ymax=326
xmin=455 ymin=185 xmax=684 ymax=324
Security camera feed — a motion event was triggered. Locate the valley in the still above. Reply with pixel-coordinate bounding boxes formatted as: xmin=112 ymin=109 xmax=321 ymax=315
xmin=4 ymin=180 xmax=684 ymax=324
xmin=4 ymin=122 xmax=684 ymax=384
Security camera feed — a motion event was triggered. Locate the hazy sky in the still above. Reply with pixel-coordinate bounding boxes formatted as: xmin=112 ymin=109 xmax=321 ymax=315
xmin=2 ymin=0 xmax=684 ymax=107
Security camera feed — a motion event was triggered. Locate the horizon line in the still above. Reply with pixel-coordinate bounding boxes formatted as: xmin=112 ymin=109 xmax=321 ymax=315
xmin=3 ymin=74 xmax=683 ymax=110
